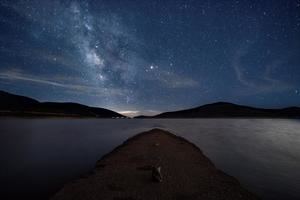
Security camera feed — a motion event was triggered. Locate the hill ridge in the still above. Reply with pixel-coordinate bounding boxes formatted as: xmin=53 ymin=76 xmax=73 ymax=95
xmin=0 ymin=90 xmax=124 ymax=118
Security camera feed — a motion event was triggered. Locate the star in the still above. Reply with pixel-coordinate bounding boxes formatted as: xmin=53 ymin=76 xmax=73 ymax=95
xmin=0 ymin=0 xmax=299 ymax=116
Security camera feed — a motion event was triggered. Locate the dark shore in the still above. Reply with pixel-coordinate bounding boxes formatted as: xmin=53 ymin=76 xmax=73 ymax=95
xmin=52 ymin=129 xmax=259 ymax=200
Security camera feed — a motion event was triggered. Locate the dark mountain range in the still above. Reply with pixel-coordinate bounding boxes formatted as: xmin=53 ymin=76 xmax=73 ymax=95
xmin=136 ymin=102 xmax=300 ymax=118
xmin=2 ymin=90 xmax=299 ymax=118
xmin=0 ymin=90 xmax=124 ymax=118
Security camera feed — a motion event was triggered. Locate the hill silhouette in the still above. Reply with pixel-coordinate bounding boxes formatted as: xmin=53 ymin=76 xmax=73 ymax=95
xmin=137 ymin=102 xmax=300 ymax=118
xmin=2 ymin=90 xmax=299 ymax=118
xmin=0 ymin=90 xmax=124 ymax=118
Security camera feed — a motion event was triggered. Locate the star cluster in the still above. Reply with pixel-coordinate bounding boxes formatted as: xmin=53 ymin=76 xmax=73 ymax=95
xmin=0 ymin=0 xmax=299 ymax=116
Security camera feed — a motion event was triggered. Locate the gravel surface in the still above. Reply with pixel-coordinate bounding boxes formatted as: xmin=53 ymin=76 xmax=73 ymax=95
xmin=52 ymin=129 xmax=259 ymax=200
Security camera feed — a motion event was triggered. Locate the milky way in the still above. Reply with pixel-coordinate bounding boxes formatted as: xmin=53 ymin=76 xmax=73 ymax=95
xmin=0 ymin=0 xmax=300 ymax=116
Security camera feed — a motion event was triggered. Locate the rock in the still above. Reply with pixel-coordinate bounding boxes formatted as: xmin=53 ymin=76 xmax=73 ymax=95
xmin=152 ymin=166 xmax=162 ymax=182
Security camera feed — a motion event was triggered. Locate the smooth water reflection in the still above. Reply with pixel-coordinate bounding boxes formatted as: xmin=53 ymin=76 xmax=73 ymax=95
xmin=0 ymin=119 xmax=299 ymax=199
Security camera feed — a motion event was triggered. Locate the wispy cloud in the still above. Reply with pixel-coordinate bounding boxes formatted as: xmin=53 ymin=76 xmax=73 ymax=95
xmin=0 ymin=69 xmax=126 ymax=97
xmin=117 ymin=109 xmax=161 ymax=117
xmin=0 ymin=1 xmax=140 ymax=106
xmin=118 ymin=110 xmax=139 ymax=117
xmin=158 ymin=71 xmax=199 ymax=89
xmin=232 ymin=45 xmax=292 ymax=94
xmin=1 ymin=1 xmax=139 ymax=83
xmin=144 ymin=68 xmax=199 ymax=89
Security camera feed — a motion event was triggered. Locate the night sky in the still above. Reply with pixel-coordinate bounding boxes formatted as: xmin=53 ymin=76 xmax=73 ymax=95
xmin=0 ymin=0 xmax=299 ymax=116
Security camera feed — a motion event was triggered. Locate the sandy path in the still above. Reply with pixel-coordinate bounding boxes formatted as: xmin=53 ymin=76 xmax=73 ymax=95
xmin=52 ymin=129 xmax=259 ymax=200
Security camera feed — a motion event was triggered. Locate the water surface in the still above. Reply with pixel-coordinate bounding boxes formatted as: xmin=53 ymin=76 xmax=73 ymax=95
xmin=0 ymin=119 xmax=299 ymax=199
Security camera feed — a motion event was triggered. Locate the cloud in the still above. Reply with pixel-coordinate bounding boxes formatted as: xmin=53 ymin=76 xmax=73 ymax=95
xmin=144 ymin=69 xmax=199 ymax=89
xmin=2 ymin=1 xmax=139 ymax=83
xmin=118 ymin=110 xmax=140 ymax=115
xmin=117 ymin=109 xmax=161 ymax=117
xmin=0 ymin=69 xmax=126 ymax=98
xmin=159 ymin=71 xmax=199 ymax=88
xmin=117 ymin=110 xmax=139 ymax=117
xmin=0 ymin=1 xmax=141 ymax=103
xmin=232 ymin=45 xmax=292 ymax=94
xmin=0 ymin=0 xmax=199 ymax=108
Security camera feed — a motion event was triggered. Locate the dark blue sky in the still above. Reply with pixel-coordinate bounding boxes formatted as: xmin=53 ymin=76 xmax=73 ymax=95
xmin=0 ymin=0 xmax=299 ymax=116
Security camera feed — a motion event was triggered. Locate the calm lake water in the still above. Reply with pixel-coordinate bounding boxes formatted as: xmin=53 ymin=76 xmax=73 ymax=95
xmin=0 ymin=119 xmax=299 ymax=199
